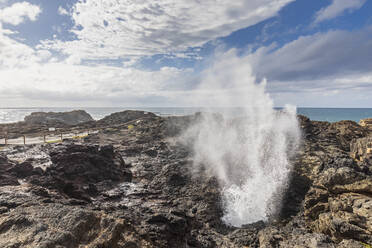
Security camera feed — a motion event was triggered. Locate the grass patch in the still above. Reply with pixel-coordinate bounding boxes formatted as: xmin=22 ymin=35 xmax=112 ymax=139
xmin=362 ymin=243 xmax=372 ymax=248
xmin=46 ymin=140 xmax=62 ymax=144
xmin=72 ymin=134 xmax=88 ymax=139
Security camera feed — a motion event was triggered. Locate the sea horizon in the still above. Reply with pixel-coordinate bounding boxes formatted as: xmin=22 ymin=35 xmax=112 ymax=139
xmin=1 ymin=106 xmax=372 ymax=124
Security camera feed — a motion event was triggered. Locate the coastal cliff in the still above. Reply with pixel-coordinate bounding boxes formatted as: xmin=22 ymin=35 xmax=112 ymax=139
xmin=0 ymin=111 xmax=371 ymax=247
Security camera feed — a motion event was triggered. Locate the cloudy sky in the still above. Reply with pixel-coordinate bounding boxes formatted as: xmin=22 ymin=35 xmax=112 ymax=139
xmin=0 ymin=0 xmax=371 ymax=107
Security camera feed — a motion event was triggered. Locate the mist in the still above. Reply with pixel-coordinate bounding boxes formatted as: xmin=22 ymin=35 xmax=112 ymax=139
xmin=181 ymin=50 xmax=301 ymax=227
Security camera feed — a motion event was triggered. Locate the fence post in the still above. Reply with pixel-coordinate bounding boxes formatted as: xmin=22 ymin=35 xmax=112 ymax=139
xmin=4 ymin=137 xmax=7 ymax=146
xmin=23 ymin=135 xmax=26 ymax=145
xmin=60 ymin=133 xmax=63 ymax=141
xmin=43 ymin=134 xmax=46 ymax=143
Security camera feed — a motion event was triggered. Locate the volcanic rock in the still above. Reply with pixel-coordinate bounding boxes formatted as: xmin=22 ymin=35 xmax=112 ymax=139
xmin=37 ymin=144 xmax=132 ymax=200
xmin=98 ymin=110 xmax=157 ymax=126
xmin=359 ymin=118 xmax=372 ymax=129
xmin=296 ymin=118 xmax=372 ymax=245
xmin=0 ymin=156 xmax=19 ymax=186
xmin=351 ymin=136 xmax=372 ymax=165
xmin=24 ymin=110 xmax=94 ymax=126
xmin=0 ymin=111 xmax=372 ymax=247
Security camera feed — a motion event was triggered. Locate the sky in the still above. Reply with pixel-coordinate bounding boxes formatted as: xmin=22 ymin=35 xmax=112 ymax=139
xmin=0 ymin=0 xmax=371 ymax=108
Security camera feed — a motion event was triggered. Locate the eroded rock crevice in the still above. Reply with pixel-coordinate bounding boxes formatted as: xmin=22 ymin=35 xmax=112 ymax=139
xmin=0 ymin=111 xmax=371 ymax=247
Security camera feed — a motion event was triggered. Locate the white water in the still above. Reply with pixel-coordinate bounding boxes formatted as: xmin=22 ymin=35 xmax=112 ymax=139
xmin=181 ymin=50 xmax=301 ymax=227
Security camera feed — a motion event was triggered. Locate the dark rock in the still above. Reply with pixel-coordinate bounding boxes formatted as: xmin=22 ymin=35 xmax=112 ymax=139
xmin=30 ymin=186 xmax=50 ymax=198
xmin=279 ymin=171 xmax=311 ymax=219
xmin=0 ymin=207 xmax=8 ymax=214
xmin=32 ymin=167 xmax=44 ymax=176
xmin=0 ymin=111 xmax=372 ymax=247
xmin=99 ymin=144 xmax=115 ymax=159
xmin=0 ymin=156 xmax=19 ymax=186
xmin=98 ymin=110 xmax=157 ymax=125
xmin=24 ymin=110 xmax=94 ymax=126
xmin=144 ymin=148 xmax=158 ymax=157
xmin=41 ymin=144 xmax=132 ymax=200
xmin=10 ymin=161 xmax=34 ymax=178
xmin=147 ymin=214 xmax=169 ymax=225
xmin=167 ymin=173 xmax=187 ymax=187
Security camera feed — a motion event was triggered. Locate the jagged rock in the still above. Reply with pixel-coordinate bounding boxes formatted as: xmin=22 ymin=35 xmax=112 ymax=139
xmin=338 ymin=239 xmax=365 ymax=248
xmin=359 ymin=118 xmax=372 ymax=129
xmin=298 ymin=119 xmax=372 ymax=244
xmin=315 ymin=167 xmax=366 ymax=190
xmin=351 ymin=136 xmax=372 ymax=165
xmin=278 ymin=232 xmax=336 ymax=248
xmin=0 ymin=156 xmax=19 ymax=186
xmin=36 ymin=144 xmax=132 ymax=200
xmin=24 ymin=110 xmax=94 ymax=126
xmin=0 ymin=202 xmax=140 ymax=248
xmin=9 ymin=161 xmax=34 ymax=178
xmin=304 ymin=184 xmax=372 ymax=244
xmin=0 ymin=112 xmax=372 ymax=247
xmin=330 ymin=120 xmax=368 ymax=151
xmin=98 ymin=110 xmax=157 ymax=126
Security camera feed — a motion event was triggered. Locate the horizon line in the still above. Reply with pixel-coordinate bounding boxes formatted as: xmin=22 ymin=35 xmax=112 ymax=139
xmin=1 ymin=106 xmax=372 ymax=109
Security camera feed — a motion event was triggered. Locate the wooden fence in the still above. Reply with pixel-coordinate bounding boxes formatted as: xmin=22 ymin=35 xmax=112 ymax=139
xmin=0 ymin=130 xmax=99 ymax=146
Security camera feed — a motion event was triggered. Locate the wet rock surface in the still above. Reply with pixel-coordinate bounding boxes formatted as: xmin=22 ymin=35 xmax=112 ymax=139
xmin=0 ymin=111 xmax=371 ymax=247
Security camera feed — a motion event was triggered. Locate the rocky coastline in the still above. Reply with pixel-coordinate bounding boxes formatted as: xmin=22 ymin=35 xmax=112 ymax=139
xmin=0 ymin=110 xmax=371 ymax=247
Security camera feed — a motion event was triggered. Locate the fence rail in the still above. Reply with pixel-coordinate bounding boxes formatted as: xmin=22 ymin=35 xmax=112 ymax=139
xmin=0 ymin=130 xmax=99 ymax=146
xmin=0 ymin=119 xmax=145 ymax=147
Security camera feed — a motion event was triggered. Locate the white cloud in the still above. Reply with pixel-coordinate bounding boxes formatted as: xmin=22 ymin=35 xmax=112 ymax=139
xmin=1 ymin=0 xmax=371 ymax=108
xmin=58 ymin=6 xmax=68 ymax=16
xmin=189 ymin=48 xmax=372 ymax=107
xmin=247 ymin=26 xmax=372 ymax=82
xmin=41 ymin=0 xmax=294 ymax=60
xmin=314 ymin=0 xmax=366 ymax=24
xmin=2 ymin=28 xmax=372 ymax=107
xmin=0 ymin=63 xmax=194 ymax=107
xmin=0 ymin=29 xmax=194 ymax=107
xmin=3 ymin=24 xmax=372 ymax=107
xmin=240 ymin=26 xmax=372 ymax=106
xmin=0 ymin=1 xmax=41 ymax=26
xmin=269 ymin=74 xmax=372 ymax=107
xmin=0 ymin=24 xmax=42 ymax=68
xmin=0 ymin=20 xmax=192 ymax=107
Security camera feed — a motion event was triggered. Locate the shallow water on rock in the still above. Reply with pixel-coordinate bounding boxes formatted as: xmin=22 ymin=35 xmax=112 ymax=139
xmin=3 ymin=145 xmax=52 ymax=170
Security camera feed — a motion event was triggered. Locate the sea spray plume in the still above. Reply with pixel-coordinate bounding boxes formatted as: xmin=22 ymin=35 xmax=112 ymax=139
xmin=180 ymin=49 xmax=301 ymax=227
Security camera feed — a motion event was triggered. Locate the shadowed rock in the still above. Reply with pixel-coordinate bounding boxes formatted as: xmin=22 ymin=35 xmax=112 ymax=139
xmin=34 ymin=144 xmax=132 ymax=201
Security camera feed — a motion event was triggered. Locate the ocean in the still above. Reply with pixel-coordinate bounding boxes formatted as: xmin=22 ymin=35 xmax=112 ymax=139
xmin=0 ymin=107 xmax=372 ymax=124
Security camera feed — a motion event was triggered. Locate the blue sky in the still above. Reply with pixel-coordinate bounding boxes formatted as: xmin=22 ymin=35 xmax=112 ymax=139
xmin=0 ymin=0 xmax=371 ymax=107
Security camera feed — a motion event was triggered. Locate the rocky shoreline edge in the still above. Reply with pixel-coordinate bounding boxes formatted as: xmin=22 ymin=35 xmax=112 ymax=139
xmin=0 ymin=110 xmax=371 ymax=248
